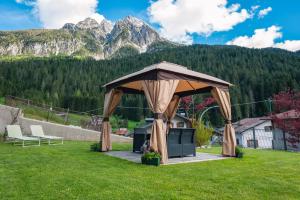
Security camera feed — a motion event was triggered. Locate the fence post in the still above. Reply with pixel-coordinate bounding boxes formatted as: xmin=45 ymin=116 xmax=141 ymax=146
xmin=252 ymin=128 xmax=257 ymax=149
xmin=283 ymin=131 xmax=287 ymax=151
xmin=64 ymin=108 xmax=69 ymax=124
xmin=47 ymin=104 xmax=52 ymax=122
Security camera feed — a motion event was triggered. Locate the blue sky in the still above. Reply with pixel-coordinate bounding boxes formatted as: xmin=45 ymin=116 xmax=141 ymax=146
xmin=0 ymin=0 xmax=299 ymax=51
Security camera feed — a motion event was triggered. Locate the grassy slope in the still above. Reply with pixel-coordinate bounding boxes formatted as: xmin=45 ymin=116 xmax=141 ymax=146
xmin=3 ymin=102 xmax=140 ymax=130
xmin=0 ymin=142 xmax=299 ymax=200
xmin=0 ymin=97 xmax=4 ymax=105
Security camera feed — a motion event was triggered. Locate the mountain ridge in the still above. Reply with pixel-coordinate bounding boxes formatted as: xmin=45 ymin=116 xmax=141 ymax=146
xmin=0 ymin=16 xmax=178 ymax=60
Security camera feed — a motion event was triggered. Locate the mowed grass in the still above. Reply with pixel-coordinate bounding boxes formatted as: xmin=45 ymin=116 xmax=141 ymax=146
xmin=0 ymin=142 xmax=299 ymax=200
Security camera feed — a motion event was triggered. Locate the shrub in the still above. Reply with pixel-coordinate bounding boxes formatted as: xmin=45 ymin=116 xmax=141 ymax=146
xmin=90 ymin=143 xmax=101 ymax=152
xmin=142 ymin=152 xmax=161 ymax=160
xmin=141 ymin=151 xmax=161 ymax=166
xmin=0 ymin=132 xmax=7 ymax=142
xmin=235 ymin=146 xmax=244 ymax=158
xmin=193 ymin=120 xmax=213 ymax=147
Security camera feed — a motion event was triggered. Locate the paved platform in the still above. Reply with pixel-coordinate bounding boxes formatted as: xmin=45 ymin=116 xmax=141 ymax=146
xmin=105 ymin=151 xmax=230 ymax=165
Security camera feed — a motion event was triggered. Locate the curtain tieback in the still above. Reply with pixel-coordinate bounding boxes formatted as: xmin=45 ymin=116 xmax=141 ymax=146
xmin=103 ymin=117 xmax=109 ymax=122
xmin=154 ymin=113 xmax=164 ymax=119
xmin=225 ymin=119 xmax=232 ymax=124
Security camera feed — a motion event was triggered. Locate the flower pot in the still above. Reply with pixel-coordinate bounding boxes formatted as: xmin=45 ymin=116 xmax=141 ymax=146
xmin=141 ymin=157 xmax=160 ymax=166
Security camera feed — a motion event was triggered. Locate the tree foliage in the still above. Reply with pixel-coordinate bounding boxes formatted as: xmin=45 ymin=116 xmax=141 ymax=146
xmin=193 ymin=120 xmax=213 ymax=147
xmin=0 ymin=45 xmax=299 ymax=125
xmin=272 ymin=90 xmax=300 ymax=147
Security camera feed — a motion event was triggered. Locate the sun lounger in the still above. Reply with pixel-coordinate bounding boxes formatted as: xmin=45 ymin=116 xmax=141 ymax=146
xmin=30 ymin=125 xmax=63 ymax=145
xmin=6 ymin=125 xmax=40 ymax=147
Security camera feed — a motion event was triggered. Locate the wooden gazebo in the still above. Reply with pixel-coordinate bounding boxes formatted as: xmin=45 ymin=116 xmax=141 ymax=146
xmin=101 ymin=61 xmax=236 ymax=164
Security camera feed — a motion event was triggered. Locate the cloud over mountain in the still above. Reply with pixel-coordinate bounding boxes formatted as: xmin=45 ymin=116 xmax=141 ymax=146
xmin=16 ymin=0 xmax=104 ymax=28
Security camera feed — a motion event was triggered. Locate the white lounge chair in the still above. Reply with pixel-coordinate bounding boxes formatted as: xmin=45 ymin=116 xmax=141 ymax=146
xmin=6 ymin=125 xmax=40 ymax=147
xmin=30 ymin=125 xmax=63 ymax=145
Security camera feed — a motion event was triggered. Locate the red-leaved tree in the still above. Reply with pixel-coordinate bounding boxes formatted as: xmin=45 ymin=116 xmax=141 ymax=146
xmin=180 ymin=96 xmax=215 ymax=119
xmin=272 ymin=90 xmax=300 ymax=147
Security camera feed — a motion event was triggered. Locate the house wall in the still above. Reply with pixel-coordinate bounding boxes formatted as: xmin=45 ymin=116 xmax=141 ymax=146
xmin=172 ymin=116 xmax=190 ymax=128
xmin=0 ymin=104 xmax=132 ymax=143
xmin=239 ymin=121 xmax=273 ymax=149
xmin=0 ymin=105 xmax=21 ymax=133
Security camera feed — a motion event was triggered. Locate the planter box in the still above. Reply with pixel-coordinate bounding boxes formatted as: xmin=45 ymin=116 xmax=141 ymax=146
xmin=141 ymin=157 xmax=160 ymax=166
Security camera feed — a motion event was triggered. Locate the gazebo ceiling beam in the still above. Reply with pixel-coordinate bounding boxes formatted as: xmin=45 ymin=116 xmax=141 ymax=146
xmin=186 ymin=80 xmax=196 ymax=90
xmin=115 ymin=86 xmax=223 ymax=97
xmin=175 ymin=86 xmax=214 ymax=97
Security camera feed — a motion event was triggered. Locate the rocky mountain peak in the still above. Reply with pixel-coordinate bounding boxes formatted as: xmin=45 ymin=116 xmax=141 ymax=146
xmin=62 ymin=23 xmax=77 ymax=31
xmin=99 ymin=19 xmax=113 ymax=35
xmin=76 ymin=18 xmax=100 ymax=30
xmin=0 ymin=16 xmax=175 ymax=60
xmin=122 ymin=16 xmax=145 ymax=27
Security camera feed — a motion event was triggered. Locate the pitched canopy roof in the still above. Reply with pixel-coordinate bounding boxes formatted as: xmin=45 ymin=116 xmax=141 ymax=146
xmin=103 ymin=61 xmax=232 ymax=97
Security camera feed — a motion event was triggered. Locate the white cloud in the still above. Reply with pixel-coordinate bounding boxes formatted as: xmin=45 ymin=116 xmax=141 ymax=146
xmin=148 ymin=0 xmax=251 ymax=44
xmin=226 ymin=26 xmax=300 ymax=52
xmin=226 ymin=26 xmax=281 ymax=48
xmin=258 ymin=7 xmax=272 ymax=18
xmin=273 ymin=40 xmax=300 ymax=52
xmin=16 ymin=0 xmax=104 ymax=28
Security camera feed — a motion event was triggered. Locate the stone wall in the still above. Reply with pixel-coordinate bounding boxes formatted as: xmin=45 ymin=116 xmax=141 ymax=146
xmin=0 ymin=105 xmax=21 ymax=133
xmin=0 ymin=104 xmax=132 ymax=143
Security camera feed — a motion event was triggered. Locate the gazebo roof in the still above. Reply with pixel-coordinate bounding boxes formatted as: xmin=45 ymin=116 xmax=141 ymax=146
xmin=104 ymin=61 xmax=232 ymax=97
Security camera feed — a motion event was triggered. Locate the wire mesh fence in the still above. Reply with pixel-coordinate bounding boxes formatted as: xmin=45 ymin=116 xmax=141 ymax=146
xmin=235 ymin=128 xmax=299 ymax=151
xmin=237 ymin=128 xmax=273 ymax=149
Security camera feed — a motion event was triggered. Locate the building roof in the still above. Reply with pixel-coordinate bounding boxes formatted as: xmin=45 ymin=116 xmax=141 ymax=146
xmin=273 ymin=110 xmax=300 ymax=119
xmin=234 ymin=118 xmax=268 ymax=134
xmin=218 ymin=117 xmax=269 ymax=134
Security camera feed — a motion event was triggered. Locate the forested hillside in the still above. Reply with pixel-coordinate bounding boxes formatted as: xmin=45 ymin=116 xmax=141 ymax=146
xmin=0 ymin=45 xmax=299 ymax=126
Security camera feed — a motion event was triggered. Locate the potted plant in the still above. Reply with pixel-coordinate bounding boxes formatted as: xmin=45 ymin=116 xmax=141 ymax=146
xmin=90 ymin=143 xmax=101 ymax=152
xmin=141 ymin=151 xmax=161 ymax=166
xmin=235 ymin=146 xmax=244 ymax=158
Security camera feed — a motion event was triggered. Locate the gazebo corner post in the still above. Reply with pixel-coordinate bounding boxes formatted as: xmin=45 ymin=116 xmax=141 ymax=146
xmin=211 ymin=87 xmax=236 ymax=157
xmin=99 ymin=89 xmax=123 ymax=152
xmin=100 ymin=117 xmax=112 ymax=152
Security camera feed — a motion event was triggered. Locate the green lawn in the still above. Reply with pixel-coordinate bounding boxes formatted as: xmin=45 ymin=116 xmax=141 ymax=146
xmin=0 ymin=142 xmax=299 ymax=200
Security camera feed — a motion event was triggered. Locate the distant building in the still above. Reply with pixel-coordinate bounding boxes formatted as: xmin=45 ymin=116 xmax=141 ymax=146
xmin=219 ymin=117 xmax=273 ymax=149
xmin=142 ymin=113 xmax=192 ymax=134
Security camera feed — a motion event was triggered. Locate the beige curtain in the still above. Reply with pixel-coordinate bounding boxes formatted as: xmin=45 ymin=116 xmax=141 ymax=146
xmin=211 ymin=87 xmax=236 ymax=156
xmin=142 ymin=80 xmax=179 ymax=164
xmin=100 ymin=89 xmax=123 ymax=151
xmin=164 ymin=95 xmax=181 ymax=130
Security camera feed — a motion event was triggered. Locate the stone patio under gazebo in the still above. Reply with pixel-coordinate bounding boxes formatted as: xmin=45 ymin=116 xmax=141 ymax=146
xmin=105 ymin=151 xmax=230 ymax=165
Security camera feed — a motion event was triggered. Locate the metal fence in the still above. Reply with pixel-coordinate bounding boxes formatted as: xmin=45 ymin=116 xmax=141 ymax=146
xmin=236 ymin=128 xmax=299 ymax=151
